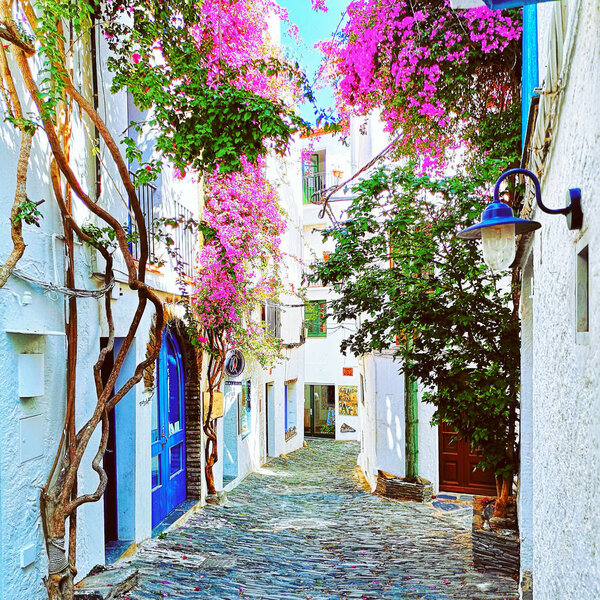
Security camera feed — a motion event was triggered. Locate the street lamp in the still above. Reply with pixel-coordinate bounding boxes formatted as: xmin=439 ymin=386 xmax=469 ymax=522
xmin=457 ymin=168 xmax=583 ymax=270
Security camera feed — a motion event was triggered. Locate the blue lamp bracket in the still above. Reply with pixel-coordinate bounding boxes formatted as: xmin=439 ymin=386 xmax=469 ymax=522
xmin=482 ymin=0 xmax=556 ymax=10
xmin=495 ymin=168 xmax=583 ymax=230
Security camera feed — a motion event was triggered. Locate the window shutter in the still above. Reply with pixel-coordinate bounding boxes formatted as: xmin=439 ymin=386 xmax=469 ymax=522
xmin=305 ymin=300 xmax=327 ymax=337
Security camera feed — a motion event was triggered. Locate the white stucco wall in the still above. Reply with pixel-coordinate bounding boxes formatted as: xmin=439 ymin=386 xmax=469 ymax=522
xmin=0 ymin=37 xmax=111 ymax=595
xmin=357 ymin=355 xmax=378 ymax=490
xmin=0 ymin=23 xmax=205 ymax=598
xmin=214 ymin=136 xmax=306 ymax=490
xmin=265 ymin=138 xmax=306 ymax=458
xmin=303 ymin=281 xmax=360 ymax=441
xmin=417 ymin=391 xmax=439 ymax=493
xmin=300 ymin=119 xmax=392 ymax=445
xmin=0 ymin=151 xmax=105 ymax=598
xmin=519 ymin=1 xmax=600 ymax=597
xmin=303 ymin=191 xmax=360 ymax=441
xmin=357 ymin=352 xmax=439 ymax=493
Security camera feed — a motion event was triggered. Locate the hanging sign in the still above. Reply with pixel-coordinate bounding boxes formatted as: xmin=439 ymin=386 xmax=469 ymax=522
xmin=343 ymin=367 xmax=353 ymax=376
xmin=224 ymin=349 xmax=245 ymax=378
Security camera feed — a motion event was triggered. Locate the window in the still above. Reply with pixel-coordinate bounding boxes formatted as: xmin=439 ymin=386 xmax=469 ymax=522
xmin=305 ymin=300 xmax=327 ymax=337
xmin=577 ymin=245 xmax=589 ymax=333
xmin=303 ymin=151 xmax=326 ymax=204
xmin=263 ymin=302 xmax=281 ymax=338
xmin=171 ymin=201 xmax=196 ymax=278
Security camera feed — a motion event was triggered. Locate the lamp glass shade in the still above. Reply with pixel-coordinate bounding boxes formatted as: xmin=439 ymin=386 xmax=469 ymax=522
xmin=481 ymin=223 xmax=515 ymax=270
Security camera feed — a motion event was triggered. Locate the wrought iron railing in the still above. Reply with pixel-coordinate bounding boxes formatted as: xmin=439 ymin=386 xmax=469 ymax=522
xmin=128 ymin=175 xmax=196 ymax=277
xmin=128 ymin=173 xmax=158 ymax=264
xmin=303 ymin=171 xmax=326 ymax=204
xmin=172 ymin=201 xmax=196 ymax=278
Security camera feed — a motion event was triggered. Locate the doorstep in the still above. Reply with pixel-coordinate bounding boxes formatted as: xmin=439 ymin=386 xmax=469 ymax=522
xmin=152 ymin=499 xmax=203 ymax=538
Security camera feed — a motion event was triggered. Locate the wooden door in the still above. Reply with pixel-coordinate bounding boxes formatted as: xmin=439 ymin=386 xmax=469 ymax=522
xmin=438 ymin=423 xmax=497 ymax=495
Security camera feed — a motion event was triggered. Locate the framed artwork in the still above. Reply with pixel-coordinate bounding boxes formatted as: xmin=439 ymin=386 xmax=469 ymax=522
xmin=338 ymin=385 xmax=358 ymax=416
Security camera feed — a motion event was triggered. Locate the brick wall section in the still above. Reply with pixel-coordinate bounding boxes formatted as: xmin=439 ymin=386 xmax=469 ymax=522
xmin=185 ymin=379 xmax=203 ymax=499
xmin=175 ymin=325 xmax=203 ymax=501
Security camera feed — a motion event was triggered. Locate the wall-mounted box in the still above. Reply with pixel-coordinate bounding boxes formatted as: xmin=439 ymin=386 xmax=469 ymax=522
xmin=20 ymin=543 xmax=37 ymax=568
xmin=18 ymin=353 xmax=44 ymax=398
xmin=20 ymin=414 xmax=44 ymax=463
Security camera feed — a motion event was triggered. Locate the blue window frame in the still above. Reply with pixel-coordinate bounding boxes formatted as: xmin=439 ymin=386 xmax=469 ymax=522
xmin=240 ymin=380 xmax=251 ymax=438
xmin=284 ymin=385 xmax=288 ymax=432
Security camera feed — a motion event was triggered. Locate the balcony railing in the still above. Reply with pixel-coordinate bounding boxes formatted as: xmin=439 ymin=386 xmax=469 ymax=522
xmin=128 ymin=174 xmax=158 ymax=264
xmin=303 ymin=171 xmax=326 ymax=204
xmin=128 ymin=174 xmax=196 ymax=277
xmin=172 ymin=201 xmax=196 ymax=278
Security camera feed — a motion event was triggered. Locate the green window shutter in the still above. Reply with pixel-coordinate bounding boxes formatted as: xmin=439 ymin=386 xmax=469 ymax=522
xmin=305 ymin=300 xmax=327 ymax=337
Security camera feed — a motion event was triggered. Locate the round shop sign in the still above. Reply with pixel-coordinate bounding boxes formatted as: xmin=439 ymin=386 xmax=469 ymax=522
xmin=224 ymin=349 xmax=245 ymax=378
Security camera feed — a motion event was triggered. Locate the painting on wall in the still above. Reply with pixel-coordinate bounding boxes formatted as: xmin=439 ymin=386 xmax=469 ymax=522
xmin=338 ymin=385 xmax=358 ymax=416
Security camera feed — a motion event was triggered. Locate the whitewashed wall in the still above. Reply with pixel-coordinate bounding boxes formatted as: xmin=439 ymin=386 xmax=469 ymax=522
xmin=214 ymin=135 xmax=306 ymax=491
xmin=302 ymin=137 xmax=360 ymax=441
xmin=265 ymin=137 xmax=306 ymax=457
xmin=0 ymin=49 xmax=106 ymax=598
xmin=0 ymin=24 xmax=205 ymax=598
xmin=303 ymin=201 xmax=361 ymax=440
xmin=519 ymin=1 xmax=600 ymax=598
xmin=357 ymin=352 xmax=439 ymax=492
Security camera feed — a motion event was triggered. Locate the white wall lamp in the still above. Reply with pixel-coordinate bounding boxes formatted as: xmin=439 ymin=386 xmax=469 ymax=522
xmin=457 ymin=168 xmax=583 ymax=270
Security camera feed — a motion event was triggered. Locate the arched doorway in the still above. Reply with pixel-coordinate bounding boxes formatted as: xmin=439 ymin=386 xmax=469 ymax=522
xmin=151 ymin=327 xmax=187 ymax=527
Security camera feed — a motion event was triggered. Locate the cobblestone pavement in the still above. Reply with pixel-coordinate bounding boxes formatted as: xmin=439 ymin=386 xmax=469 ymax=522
xmin=118 ymin=440 xmax=518 ymax=600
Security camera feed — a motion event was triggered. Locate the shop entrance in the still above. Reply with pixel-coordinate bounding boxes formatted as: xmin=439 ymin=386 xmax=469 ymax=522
xmin=304 ymin=384 xmax=335 ymax=437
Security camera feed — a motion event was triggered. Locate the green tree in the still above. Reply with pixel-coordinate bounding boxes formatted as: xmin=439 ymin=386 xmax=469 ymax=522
xmin=312 ymin=161 xmax=521 ymax=497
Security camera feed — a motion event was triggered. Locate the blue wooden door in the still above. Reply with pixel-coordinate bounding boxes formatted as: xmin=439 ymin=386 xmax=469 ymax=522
xmin=151 ymin=329 xmax=187 ymax=528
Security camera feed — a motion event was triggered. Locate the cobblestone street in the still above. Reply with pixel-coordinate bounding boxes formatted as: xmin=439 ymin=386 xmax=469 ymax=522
xmin=118 ymin=440 xmax=518 ymax=599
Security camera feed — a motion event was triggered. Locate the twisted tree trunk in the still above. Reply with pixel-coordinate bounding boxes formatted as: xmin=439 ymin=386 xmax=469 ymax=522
xmin=0 ymin=12 xmax=166 ymax=598
xmin=204 ymin=330 xmax=226 ymax=495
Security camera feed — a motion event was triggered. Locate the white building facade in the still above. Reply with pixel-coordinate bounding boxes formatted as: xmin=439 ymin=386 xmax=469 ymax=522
xmin=302 ymin=131 xmax=361 ymax=441
xmin=0 ymin=24 xmax=205 ymax=598
xmin=518 ymin=0 xmax=600 ymax=598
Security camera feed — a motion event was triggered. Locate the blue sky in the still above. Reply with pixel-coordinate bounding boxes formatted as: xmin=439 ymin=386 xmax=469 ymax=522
xmin=277 ymin=0 xmax=349 ymax=125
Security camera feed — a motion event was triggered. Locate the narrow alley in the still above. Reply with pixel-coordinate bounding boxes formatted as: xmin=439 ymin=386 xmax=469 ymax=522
xmin=117 ymin=440 xmax=518 ymax=600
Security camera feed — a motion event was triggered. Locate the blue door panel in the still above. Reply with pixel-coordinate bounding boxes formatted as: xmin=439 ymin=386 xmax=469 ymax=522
xmin=151 ymin=329 xmax=187 ymax=528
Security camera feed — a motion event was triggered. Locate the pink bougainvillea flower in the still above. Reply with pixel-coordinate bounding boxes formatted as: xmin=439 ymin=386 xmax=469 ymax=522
xmin=131 ymin=52 xmax=141 ymax=64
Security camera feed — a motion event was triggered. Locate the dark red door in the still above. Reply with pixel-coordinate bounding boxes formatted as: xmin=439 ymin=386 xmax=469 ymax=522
xmin=438 ymin=423 xmax=497 ymax=495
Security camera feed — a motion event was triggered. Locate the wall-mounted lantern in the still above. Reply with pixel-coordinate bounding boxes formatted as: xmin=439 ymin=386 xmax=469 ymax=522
xmin=457 ymin=168 xmax=582 ymax=270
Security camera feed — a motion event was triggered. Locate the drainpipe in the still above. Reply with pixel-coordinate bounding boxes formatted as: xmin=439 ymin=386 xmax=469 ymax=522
xmin=404 ymin=373 xmax=418 ymax=481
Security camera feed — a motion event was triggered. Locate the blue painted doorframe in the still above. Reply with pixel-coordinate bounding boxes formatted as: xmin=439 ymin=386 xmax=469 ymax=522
xmin=151 ymin=328 xmax=187 ymax=528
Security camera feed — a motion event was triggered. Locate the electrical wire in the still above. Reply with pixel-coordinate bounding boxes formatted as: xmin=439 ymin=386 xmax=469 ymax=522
xmin=317 ymin=135 xmax=400 ymax=221
xmin=12 ymin=267 xmax=115 ymax=298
